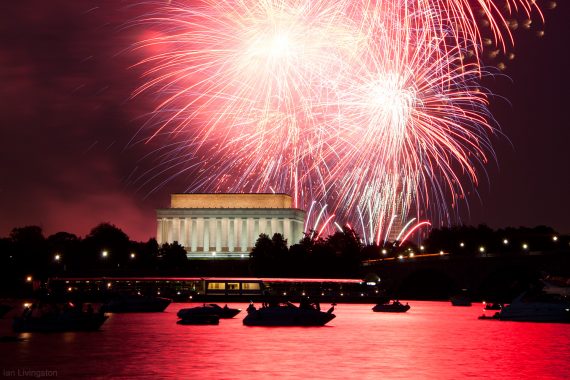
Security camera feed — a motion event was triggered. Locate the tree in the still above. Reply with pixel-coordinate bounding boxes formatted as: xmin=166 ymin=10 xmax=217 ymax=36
xmin=82 ymin=223 xmax=131 ymax=274
xmin=159 ymin=242 xmax=188 ymax=273
xmin=250 ymin=234 xmax=274 ymax=275
xmin=9 ymin=226 xmax=48 ymax=278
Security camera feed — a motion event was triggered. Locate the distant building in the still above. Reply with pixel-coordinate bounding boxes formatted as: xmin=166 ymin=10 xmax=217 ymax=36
xmin=156 ymin=193 xmax=306 ymax=258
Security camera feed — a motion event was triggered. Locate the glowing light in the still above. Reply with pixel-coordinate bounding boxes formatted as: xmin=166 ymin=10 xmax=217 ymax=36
xmin=26 ymin=276 xmax=32 ymax=283
xmin=522 ymin=243 xmax=528 ymax=250
xmin=479 ymin=246 xmax=485 ymax=253
xmin=503 ymin=239 xmax=509 ymax=245
xmin=130 ymin=253 xmax=136 ymax=259
xmin=102 ymin=250 xmax=108 ymax=258
xmin=460 ymin=242 xmax=465 ymax=248
xmin=553 ymin=236 xmax=558 ymax=242
xmin=54 ymin=254 xmax=61 ymax=261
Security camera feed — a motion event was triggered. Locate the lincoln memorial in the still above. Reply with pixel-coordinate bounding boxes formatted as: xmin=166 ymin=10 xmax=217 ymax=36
xmin=156 ymin=193 xmax=306 ymax=258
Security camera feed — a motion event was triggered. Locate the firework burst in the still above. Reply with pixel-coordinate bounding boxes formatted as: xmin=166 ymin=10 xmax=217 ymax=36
xmin=132 ymin=0 xmax=543 ymax=242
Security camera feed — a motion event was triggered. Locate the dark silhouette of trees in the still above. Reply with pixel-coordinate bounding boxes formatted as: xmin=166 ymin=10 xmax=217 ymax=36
xmin=158 ymin=242 xmax=189 ymax=273
xmin=250 ymin=228 xmax=363 ymax=277
xmin=250 ymin=233 xmax=289 ymax=275
xmin=0 ymin=220 xmax=568 ymax=297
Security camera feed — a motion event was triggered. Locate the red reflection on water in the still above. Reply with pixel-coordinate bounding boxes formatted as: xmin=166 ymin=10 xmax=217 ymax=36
xmin=1 ymin=302 xmax=569 ymax=379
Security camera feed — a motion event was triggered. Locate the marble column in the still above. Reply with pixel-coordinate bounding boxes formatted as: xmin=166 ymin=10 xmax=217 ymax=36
xmin=215 ymin=218 xmax=222 ymax=252
xmin=228 ymin=218 xmax=235 ymax=252
xmin=202 ymin=218 xmax=209 ymax=252
xmin=190 ymin=218 xmax=198 ymax=252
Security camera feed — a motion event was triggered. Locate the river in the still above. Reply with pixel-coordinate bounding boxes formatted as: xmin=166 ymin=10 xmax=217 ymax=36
xmin=1 ymin=301 xmax=569 ymax=379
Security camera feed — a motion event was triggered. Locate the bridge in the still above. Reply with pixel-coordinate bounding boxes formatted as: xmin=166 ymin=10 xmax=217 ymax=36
xmin=361 ymin=251 xmax=570 ymax=302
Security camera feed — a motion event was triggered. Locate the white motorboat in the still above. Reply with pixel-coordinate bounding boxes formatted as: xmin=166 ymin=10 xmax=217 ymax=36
xmin=497 ymin=292 xmax=570 ymax=323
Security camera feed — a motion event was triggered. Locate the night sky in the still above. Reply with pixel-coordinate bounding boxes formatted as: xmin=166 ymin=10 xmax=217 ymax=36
xmin=1 ymin=1 xmax=569 ymax=241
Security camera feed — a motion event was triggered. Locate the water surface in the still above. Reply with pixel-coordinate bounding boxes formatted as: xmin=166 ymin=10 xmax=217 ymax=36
xmin=1 ymin=302 xmax=569 ymax=379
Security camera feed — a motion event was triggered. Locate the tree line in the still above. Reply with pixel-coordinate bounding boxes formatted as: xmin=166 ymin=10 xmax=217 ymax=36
xmin=1 ymin=222 xmax=567 ymax=295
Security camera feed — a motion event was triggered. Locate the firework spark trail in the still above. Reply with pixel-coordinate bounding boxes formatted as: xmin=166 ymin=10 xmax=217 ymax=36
xmin=132 ymin=0 xmax=543 ymax=242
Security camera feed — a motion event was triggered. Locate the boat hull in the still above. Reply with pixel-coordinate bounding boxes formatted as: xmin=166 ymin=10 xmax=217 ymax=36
xmin=243 ymin=307 xmax=336 ymax=326
xmin=177 ymin=315 xmax=220 ymax=325
xmin=177 ymin=305 xmax=241 ymax=319
xmin=372 ymin=304 xmax=410 ymax=313
xmin=498 ymin=306 xmax=570 ymax=323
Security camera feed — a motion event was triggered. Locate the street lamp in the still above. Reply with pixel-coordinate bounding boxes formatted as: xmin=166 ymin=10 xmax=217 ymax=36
xmin=102 ymin=250 xmax=109 ymax=258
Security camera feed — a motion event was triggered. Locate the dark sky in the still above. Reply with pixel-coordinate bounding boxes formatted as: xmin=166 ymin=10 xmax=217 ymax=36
xmin=0 ymin=1 xmax=568 ymax=241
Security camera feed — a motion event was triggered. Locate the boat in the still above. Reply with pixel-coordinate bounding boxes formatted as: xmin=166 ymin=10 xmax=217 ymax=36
xmin=372 ymin=300 xmax=410 ymax=313
xmin=450 ymin=294 xmax=472 ymax=307
xmin=177 ymin=314 xmax=220 ymax=325
xmin=495 ymin=292 xmax=570 ymax=323
xmin=242 ymin=301 xmax=336 ymax=326
xmin=13 ymin=303 xmax=108 ymax=332
xmin=177 ymin=304 xmax=241 ymax=319
xmin=101 ymin=294 xmax=171 ymax=313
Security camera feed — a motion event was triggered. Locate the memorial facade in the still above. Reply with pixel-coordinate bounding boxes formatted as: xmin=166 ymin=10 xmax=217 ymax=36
xmin=156 ymin=194 xmax=306 ymax=258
